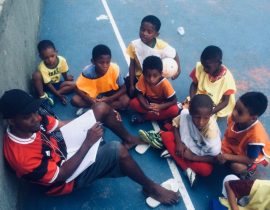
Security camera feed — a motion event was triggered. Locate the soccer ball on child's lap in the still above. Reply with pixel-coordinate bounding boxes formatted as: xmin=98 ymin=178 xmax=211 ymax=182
xmin=162 ymin=58 xmax=178 ymax=78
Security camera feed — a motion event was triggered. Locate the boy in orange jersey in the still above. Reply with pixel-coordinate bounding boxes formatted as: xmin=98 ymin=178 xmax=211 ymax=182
xmin=217 ymin=92 xmax=270 ymax=179
xmin=71 ymin=44 xmax=129 ymax=114
xmin=129 ymin=56 xmax=179 ymax=123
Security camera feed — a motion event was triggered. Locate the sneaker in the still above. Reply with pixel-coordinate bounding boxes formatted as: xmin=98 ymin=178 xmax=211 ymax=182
xmin=40 ymin=92 xmax=54 ymax=106
xmin=185 ymin=168 xmax=196 ymax=187
xmin=138 ymin=130 xmax=163 ymax=149
xmin=76 ymin=108 xmax=88 ymax=116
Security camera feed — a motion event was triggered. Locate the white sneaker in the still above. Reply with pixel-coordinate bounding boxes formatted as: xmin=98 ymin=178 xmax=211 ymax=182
xmin=76 ymin=108 xmax=87 ymax=116
xmin=185 ymin=168 xmax=196 ymax=187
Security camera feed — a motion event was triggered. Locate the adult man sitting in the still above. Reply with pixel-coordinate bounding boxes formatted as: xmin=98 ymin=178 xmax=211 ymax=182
xmin=0 ymin=89 xmax=178 ymax=205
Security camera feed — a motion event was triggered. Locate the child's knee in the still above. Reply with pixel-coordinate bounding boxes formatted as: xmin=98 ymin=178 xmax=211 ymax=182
xmin=160 ymin=131 xmax=174 ymax=143
xmin=32 ymin=71 xmax=42 ymax=81
xmin=120 ymin=95 xmax=130 ymax=108
xmin=71 ymin=95 xmax=83 ymax=107
xmin=230 ymin=162 xmax=248 ymax=174
xmin=129 ymin=97 xmax=140 ymax=109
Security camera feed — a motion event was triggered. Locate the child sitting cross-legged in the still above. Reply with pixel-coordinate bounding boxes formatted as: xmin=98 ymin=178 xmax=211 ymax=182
xmin=129 ymin=55 xmax=179 ymax=123
xmin=217 ymin=92 xmax=270 ymax=179
xmin=32 ymin=40 xmax=75 ymax=105
xmin=126 ymin=15 xmax=181 ymax=97
xmin=139 ymin=94 xmax=221 ymax=187
xmin=71 ymin=44 xmax=130 ymax=115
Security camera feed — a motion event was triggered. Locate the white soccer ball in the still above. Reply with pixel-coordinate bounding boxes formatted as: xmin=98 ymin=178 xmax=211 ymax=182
xmin=162 ymin=58 xmax=178 ymax=78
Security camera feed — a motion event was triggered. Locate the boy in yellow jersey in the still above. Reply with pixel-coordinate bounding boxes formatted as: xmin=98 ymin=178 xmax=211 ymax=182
xmin=189 ymin=45 xmax=236 ymax=117
xmin=32 ymin=40 xmax=75 ymax=105
xmin=72 ymin=44 xmax=129 ymax=114
xmin=126 ymin=15 xmax=181 ymax=97
xmin=217 ymin=175 xmax=270 ymax=210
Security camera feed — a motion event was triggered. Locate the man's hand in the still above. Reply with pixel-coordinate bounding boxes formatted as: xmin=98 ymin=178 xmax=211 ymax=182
xmin=85 ymin=122 xmax=103 ymax=146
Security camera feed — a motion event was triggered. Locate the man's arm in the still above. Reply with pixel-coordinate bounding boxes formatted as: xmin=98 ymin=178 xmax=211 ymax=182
xmin=54 ymin=122 xmax=103 ymax=182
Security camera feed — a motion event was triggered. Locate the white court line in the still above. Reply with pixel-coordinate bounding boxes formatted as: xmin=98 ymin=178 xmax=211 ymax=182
xmin=101 ymin=0 xmax=129 ymax=64
xmin=167 ymin=158 xmax=195 ymax=210
xmin=100 ymin=1 xmax=194 ymax=209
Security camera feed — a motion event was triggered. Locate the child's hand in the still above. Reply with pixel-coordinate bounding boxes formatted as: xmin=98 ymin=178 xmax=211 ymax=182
xmin=182 ymin=148 xmax=195 ymax=161
xmin=66 ymin=75 xmax=74 ymax=81
xmin=149 ymin=103 xmax=161 ymax=111
xmin=175 ymin=142 xmax=186 ymax=157
xmin=59 ymin=95 xmax=68 ymax=105
xmin=216 ymin=154 xmax=227 ymax=164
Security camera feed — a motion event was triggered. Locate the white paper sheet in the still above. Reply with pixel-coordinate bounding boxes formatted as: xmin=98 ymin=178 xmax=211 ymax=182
xmin=60 ymin=110 xmax=102 ymax=182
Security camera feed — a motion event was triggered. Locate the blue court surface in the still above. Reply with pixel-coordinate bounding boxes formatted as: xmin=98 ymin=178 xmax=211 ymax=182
xmin=20 ymin=1 xmax=270 ymax=209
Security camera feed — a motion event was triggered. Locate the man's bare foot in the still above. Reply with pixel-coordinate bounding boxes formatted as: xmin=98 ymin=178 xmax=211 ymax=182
xmin=123 ymin=136 xmax=145 ymax=149
xmin=143 ymin=183 xmax=179 ymax=205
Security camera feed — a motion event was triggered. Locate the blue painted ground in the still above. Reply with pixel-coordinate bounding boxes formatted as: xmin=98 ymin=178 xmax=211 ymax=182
xmin=20 ymin=1 xmax=270 ymax=209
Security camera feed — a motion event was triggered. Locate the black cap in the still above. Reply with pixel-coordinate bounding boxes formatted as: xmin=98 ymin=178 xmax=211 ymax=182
xmin=0 ymin=89 xmax=41 ymax=119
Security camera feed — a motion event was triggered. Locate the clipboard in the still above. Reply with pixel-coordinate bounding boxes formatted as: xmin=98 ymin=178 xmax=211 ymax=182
xmin=60 ymin=110 xmax=102 ymax=182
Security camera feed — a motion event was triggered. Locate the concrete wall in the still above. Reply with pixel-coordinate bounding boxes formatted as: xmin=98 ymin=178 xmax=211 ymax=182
xmin=0 ymin=0 xmax=42 ymax=209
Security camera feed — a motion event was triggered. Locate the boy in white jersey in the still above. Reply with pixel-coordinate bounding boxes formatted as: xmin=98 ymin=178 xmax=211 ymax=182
xmin=126 ymin=15 xmax=181 ymax=97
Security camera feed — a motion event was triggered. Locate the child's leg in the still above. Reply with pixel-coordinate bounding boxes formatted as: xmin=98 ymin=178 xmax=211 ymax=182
xmin=32 ymin=71 xmax=45 ymax=97
xmin=221 ymin=175 xmax=240 ymax=198
xmin=230 ymin=162 xmax=249 ymax=177
xmin=71 ymin=94 xmax=90 ymax=108
xmin=129 ymin=97 xmax=148 ymax=113
xmin=58 ymin=81 xmax=76 ymax=94
xmin=186 ymin=161 xmax=213 ymax=177
xmin=160 ymin=131 xmax=189 ymax=170
xmin=145 ymin=104 xmax=179 ymax=121
xmin=161 ymin=131 xmax=213 ymax=176
xmin=111 ymin=94 xmax=130 ymax=110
